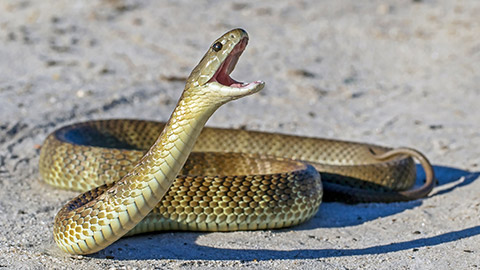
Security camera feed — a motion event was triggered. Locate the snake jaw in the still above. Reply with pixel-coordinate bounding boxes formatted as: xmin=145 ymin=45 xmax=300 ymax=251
xmin=186 ymin=29 xmax=264 ymax=97
xmin=210 ymin=37 xmax=247 ymax=87
xmin=207 ymin=36 xmax=265 ymax=97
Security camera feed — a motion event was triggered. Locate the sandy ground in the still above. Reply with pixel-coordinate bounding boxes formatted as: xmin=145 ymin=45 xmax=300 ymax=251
xmin=0 ymin=0 xmax=479 ymax=269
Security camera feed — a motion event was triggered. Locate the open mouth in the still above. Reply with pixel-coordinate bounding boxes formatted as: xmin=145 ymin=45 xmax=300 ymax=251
xmin=208 ymin=37 xmax=250 ymax=88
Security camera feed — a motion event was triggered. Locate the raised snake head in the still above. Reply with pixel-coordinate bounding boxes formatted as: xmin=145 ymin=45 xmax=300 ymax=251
xmin=184 ymin=28 xmax=264 ymax=105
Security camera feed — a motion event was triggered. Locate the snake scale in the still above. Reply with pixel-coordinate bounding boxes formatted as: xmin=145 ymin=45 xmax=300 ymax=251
xmin=39 ymin=29 xmax=435 ymax=255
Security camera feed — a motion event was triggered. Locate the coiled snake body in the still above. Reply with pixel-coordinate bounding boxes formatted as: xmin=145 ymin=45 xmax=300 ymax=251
xmin=39 ymin=29 xmax=435 ymax=255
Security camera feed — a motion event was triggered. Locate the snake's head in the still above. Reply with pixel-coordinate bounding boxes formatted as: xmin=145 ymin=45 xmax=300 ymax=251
xmin=185 ymin=28 xmax=264 ymax=102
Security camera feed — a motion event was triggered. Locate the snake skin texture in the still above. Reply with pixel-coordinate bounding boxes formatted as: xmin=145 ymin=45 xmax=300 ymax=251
xmin=39 ymin=29 xmax=435 ymax=255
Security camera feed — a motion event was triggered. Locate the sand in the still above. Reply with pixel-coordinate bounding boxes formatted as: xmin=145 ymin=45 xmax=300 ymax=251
xmin=0 ymin=0 xmax=479 ymax=269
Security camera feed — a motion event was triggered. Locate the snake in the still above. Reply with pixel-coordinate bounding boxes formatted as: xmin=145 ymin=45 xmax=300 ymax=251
xmin=39 ymin=29 xmax=435 ymax=255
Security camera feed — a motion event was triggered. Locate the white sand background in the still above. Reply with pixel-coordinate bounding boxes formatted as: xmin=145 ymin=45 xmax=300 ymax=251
xmin=0 ymin=0 xmax=479 ymax=269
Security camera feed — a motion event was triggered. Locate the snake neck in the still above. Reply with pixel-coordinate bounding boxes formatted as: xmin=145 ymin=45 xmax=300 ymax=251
xmin=103 ymin=93 xmax=219 ymax=224
xmin=142 ymin=94 xmax=219 ymax=180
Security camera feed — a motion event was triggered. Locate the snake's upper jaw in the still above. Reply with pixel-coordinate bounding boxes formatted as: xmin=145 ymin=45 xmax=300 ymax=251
xmin=208 ymin=36 xmax=264 ymax=98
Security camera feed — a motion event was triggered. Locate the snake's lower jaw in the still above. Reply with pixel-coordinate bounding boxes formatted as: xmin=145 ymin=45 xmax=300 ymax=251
xmin=234 ymin=80 xmax=265 ymax=96
xmin=208 ymin=80 xmax=265 ymax=99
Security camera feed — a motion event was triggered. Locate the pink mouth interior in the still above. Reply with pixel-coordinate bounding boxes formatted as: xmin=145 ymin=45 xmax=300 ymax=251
xmin=208 ymin=37 xmax=249 ymax=88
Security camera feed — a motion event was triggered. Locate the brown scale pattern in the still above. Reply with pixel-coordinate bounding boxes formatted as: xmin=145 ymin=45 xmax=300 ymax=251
xmin=40 ymin=119 xmax=417 ymax=196
xmin=127 ymin=154 xmax=322 ymax=234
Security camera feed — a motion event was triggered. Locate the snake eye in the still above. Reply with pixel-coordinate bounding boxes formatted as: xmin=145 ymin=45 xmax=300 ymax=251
xmin=212 ymin=42 xmax=223 ymax=52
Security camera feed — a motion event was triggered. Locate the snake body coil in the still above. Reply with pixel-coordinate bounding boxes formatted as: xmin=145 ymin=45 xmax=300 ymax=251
xmin=40 ymin=29 xmax=435 ymax=255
